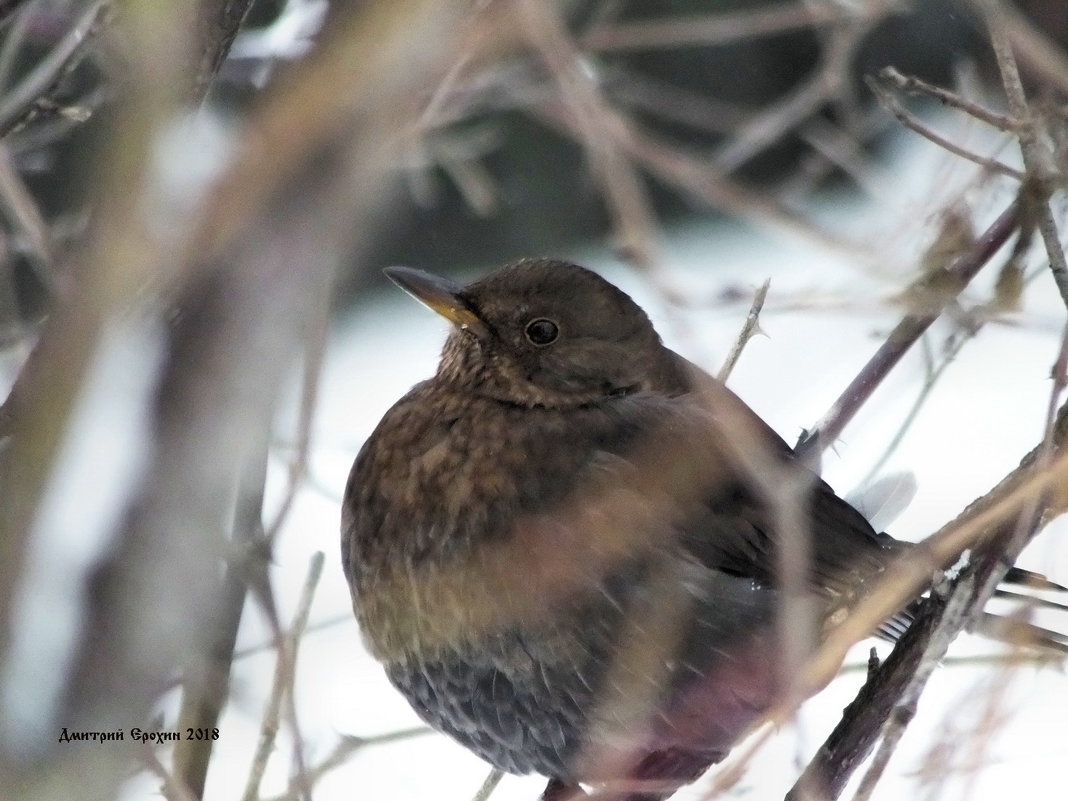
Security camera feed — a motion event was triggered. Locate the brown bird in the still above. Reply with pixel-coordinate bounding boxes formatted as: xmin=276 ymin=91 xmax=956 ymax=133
xmin=341 ymin=258 xmax=1063 ymax=801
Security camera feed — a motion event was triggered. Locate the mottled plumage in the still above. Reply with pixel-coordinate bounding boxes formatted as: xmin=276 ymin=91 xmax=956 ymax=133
xmin=339 ymin=260 xmax=996 ymax=800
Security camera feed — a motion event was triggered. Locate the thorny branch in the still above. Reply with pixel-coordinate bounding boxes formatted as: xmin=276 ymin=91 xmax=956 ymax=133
xmin=717 ymin=279 xmax=770 ymax=382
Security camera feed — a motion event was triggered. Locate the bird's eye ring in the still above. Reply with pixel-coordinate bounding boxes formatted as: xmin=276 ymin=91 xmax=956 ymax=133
xmin=525 ymin=318 xmax=560 ymax=346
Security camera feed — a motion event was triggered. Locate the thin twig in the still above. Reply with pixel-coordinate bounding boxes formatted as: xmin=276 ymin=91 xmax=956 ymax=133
xmin=0 ymin=142 xmax=55 ymax=289
xmin=816 ymin=402 xmax=1068 ymax=700
xmin=1034 ymin=206 xmax=1068 ymax=313
xmin=877 ymin=66 xmax=1020 ymax=132
xmin=717 ymin=278 xmax=770 ymax=382
xmin=192 ymin=0 xmax=258 ymax=102
xmin=513 ymin=0 xmax=659 ymax=267
xmin=0 ymin=2 xmax=35 ymax=96
xmin=582 ymin=0 xmax=899 ymax=52
xmin=787 ymin=392 xmax=1068 ymax=800
xmin=858 ymin=286 xmax=1018 ymax=485
xmin=865 ymin=74 xmax=1023 ymax=180
xmin=259 ymin=728 xmax=433 ymax=801
xmin=838 ymin=649 xmax=1063 ymax=674
xmin=781 ymin=106 xmax=891 ymax=202
xmin=861 ymin=337 xmax=938 ymax=486
xmin=980 ymin=0 xmax=1068 ymax=311
xmin=713 ymin=21 xmax=872 ymax=175
xmin=602 ymin=65 xmax=746 ymax=136
xmin=965 ymin=319 xmax=1068 ymax=628
xmin=0 ymin=0 xmax=108 ymax=137
xmin=241 ymin=551 xmax=324 ymax=801
xmin=141 ymin=743 xmax=199 ymax=801
xmin=736 ymin=398 xmax=1068 ymax=800
xmin=954 ymin=660 xmax=1022 ymax=800
xmin=232 ymin=613 xmax=351 ymax=662
xmin=600 ymin=113 xmax=862 ymax=255
xmin=472 ymin=768 xmax=505 ymax=801
xmin=796 ymin=116 xmax=885 ymax=200
xmin=265 ymin=294 xmax=330 ymax=544
xmin=986 ymin=0 xmax=1068 ymax=97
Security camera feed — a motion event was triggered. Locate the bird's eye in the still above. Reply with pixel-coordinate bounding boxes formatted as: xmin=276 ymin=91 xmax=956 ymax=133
xmin=524 ymin=318 xmax=559 ymax=346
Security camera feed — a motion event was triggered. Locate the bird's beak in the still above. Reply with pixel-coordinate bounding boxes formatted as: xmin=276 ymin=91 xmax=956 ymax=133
xmin=384 ymin=266 xmax=488 ymax=338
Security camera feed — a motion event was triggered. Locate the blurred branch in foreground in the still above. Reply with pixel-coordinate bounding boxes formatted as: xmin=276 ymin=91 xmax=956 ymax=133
xmin=0 ymin=2 xmax=468 ymax=801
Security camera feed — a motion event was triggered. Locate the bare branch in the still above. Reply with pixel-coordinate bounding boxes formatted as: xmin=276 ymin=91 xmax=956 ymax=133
xmin=784 ymin=399 xmax=1068 ymax=799
xmin=717 ymin=279 xmax=770 ymax=382
xmin=0 ymin=143 xmax=56 ymax=289
xmin=599 ymin=114 xmax=863 ymax=255
xmin=172 ymin=443 xmax=269 ymax=799
xmin=140 ymin=743 xmax=199 ymax=801
xmin=0 ymin=0 xmax=108 ymax=138
xmin=979 ymin=0 xmax=1068 ymax=311
xmin=0 ymin=0 xmax=30 ymax=25
xmin=472 ymin=768 xmax=505 ymax=801
xmin=816 ymin=403 xmax=1068 ymax=695
xmin=787 ymin=585 xmax=953 ymax=801
xmin=712 ymin=21 xmax=872 ymax=175
xmin=583 ymin=1 xmax=901 ymax=52
xmin=0 ymin=0 xmax=201 ymax=744
xmin=192 ymin=0 xmax=257 ymax=101
xmin=979 ymin=0 xmax=1068 ymax=97
xmin=513 ymin=0 xmax=660 ymax=267
xmin=865 ymin=74 xmax=1024 ymax=180
xmin=260 ymin=728 xmax=433 ymax=801
xmin=877 ymin=66 xmax=1020 ymax=132
xmin=0 ymin=6 xmax=470 ymax=801
xmin=964 ymin=320 xmax=1068 ymax=629
xmin=265 ymin=292 xmax=331 ymax=545
xmin=849 ymin=576 xmax=974 ymax=801
xmin=241 ymin=552 xmax=324 ymax=801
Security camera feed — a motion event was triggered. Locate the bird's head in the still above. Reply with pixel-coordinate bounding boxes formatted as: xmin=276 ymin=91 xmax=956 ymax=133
xmin=385 ymin=259 xmax=685 ymax=407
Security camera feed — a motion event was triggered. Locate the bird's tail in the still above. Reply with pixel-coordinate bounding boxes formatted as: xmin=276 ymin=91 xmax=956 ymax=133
xmin=876 ymin=567 xmax=1068 ymax=655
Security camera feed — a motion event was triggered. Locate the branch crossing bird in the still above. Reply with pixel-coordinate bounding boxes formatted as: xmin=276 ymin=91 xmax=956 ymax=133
xmin=341 ymin=259 xmax=1066 ymax=801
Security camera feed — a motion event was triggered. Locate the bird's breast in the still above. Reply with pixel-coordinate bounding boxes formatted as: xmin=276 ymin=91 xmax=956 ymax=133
xmin=344 ymin=388 xmax=734 ymax=659
xmin=341 ymin=385 xmax=786 ymax=779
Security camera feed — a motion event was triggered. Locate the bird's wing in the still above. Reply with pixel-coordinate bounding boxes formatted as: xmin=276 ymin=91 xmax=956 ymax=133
xmin=678 ymin=475 xmax=896 ymax=606
xmin=631 ymin=356 xmax=897 ymax=603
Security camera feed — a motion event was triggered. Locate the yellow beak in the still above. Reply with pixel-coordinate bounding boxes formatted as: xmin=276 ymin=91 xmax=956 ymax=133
xmin=383 ymin=266 xmax=488 ymax=337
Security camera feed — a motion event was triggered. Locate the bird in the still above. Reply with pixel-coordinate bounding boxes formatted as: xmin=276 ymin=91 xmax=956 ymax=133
xmin=341 ymin=258 xmax=1064 ymax=801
